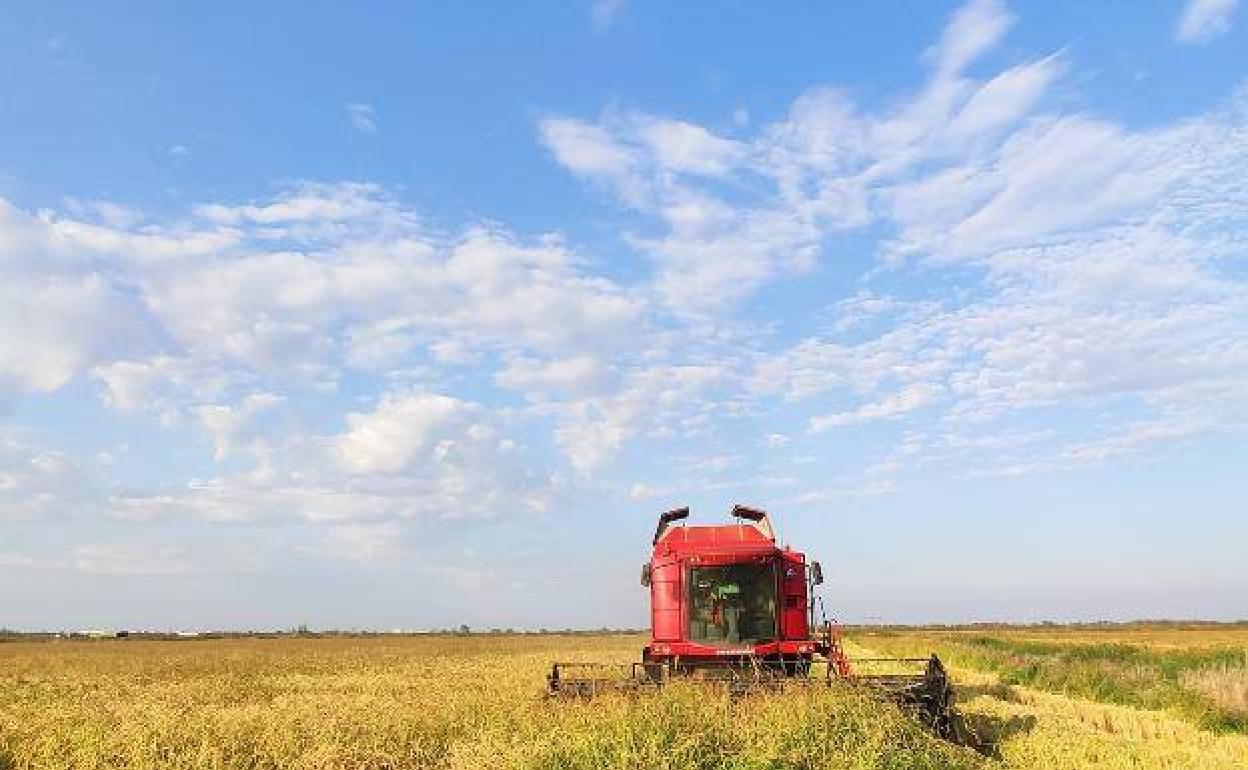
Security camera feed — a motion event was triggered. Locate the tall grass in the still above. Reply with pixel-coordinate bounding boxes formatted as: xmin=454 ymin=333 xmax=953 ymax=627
xmin=1182 ymin=664 xmax=1248 ymax=716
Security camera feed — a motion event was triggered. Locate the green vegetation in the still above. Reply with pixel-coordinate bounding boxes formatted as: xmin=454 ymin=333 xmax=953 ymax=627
xmin=864 ymin=631 xmax=1248 ymax=734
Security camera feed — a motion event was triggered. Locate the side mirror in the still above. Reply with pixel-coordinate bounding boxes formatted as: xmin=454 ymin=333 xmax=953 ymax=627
xmin=810 ymin=561 xmax=824 ymax=586
xmin=641 ymin=563 xmax=652 ymax=587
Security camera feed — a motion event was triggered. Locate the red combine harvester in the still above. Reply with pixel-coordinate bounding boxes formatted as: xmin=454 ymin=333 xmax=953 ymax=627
xmin=547 ymin=505 xmax=954 ymax=735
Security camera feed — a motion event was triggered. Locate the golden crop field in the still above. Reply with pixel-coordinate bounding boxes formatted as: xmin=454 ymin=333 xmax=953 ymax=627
xmin=1 ymin=625 xmax=1245 ymax=770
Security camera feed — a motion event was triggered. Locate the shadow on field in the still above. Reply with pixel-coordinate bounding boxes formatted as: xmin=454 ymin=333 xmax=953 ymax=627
xmin=0 ymin=749 xmax=13 ymax=770
xmin=952 ymin=711 xmax=1037 ymax=758
xmin=947 ymin=685 xmax=1036 ymax=758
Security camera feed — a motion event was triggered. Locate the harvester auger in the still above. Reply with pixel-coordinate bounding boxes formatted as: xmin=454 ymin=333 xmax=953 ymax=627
xmin=546 ymin=505 xmax=956 ymax=738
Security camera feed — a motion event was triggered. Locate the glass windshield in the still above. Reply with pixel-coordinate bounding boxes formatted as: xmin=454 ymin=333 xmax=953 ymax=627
xmin=688 ymin=561 xmax=777 ymax=645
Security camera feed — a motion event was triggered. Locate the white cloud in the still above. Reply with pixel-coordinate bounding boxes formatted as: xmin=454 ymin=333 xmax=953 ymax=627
xmin=107 ymin=443 xmax=550 ymax=524
xmin=706 ymin=2 xmax=1248 ymax=475
xmin=764 ymin=433 xmax=790 ymax=448
xmin=809 ymin=383 xmax=944 ymax=433
xmin=0 ymin=180 xmax=651 ymax=523
xmin=538 ymin=0 xmax=1066 ymax=313
xmin=495 ymin=356 xmax=612 ymax=399
xmin=2 ymin=183 xmax=641 ymax=400
xmin=0 ymin=551 xmax=41 ymax=570
xmin=0 ymin=273 xmax=155 ymax=393
xmin=791 ymin=477 xmax=897 ymax=504
xmin=1176 ymin=0 xmax=1239 ymax=44
xmin=74 ymin=543 xmax=194 ymax=576
xmin=901 ymin=116 xmax=1184 ymax=260
xmin=944 ymin=55 xmax=1064 ymax=142
xmin=193 ymin=181 xmax=401 ymax=227
xmin=63 ymin=198 xmax=146 ymax=228
xmin=628 ymin=482 xmax=671 ymax=500
xmin=927 ymin=0 xmax=1013 ymax=77
xmin=539 ymin=117 xmax=644 ymax=203
xmin=324 ymin=389 xmax=550 ymax=520
xmin=324 ymin=522 xmax=402 ymax=561
xmin=346 ymin=102 xmax=378 ymax=133
xmin=635 ymin=118 xmax=746 ymax=176
xmin=335 ymin=392 xmax=479 ymax=475
xmin=590 ymin=0 xmax=626 ymax=30
xmin=540 ymin=108 xmax=850 ymax=309
xmin=197 ymin=392 xmax=283 ymax=461
xmin=548 ymin=363 xmax=728 ymax=475
xmin=0 ymin=437 xmax=97 ymax=521
xmin=72 ymin=542 xmax=263 ymax=576
xmin=92 ymin=356 xmax=231 ymax=424
xmin=1061 ymin=419 xmax=1207 ymax=463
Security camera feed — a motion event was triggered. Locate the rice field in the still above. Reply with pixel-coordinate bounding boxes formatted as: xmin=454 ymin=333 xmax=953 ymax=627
xmin=1 ymin=625 xmax=1245 ymax=769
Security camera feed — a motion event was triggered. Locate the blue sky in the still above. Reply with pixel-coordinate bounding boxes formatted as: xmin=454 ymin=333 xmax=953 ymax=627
xmin=2 ymin=0 xmax=1246 ymax=631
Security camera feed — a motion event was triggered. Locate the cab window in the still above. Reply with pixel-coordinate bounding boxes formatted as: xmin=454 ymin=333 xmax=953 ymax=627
xmin=688 ymin=562 xmax=777 ymax=645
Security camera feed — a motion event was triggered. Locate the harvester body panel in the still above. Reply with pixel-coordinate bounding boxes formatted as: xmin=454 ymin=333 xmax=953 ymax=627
xmin=778 ymin=550 xmax=810 ymax=641
xmin=649 ymin=553 xmax=682 ymax=641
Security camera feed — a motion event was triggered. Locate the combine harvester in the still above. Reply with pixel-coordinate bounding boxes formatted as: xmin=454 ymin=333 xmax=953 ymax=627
xmin=547 ymin=505 xmax=955 ymax=737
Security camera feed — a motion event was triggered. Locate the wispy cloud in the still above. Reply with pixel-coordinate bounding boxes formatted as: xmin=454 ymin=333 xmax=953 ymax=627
xmin=1176 ymin=0 xmax=1239 ymax=44
xmin=545 ymin=0 xmax=1248 ymax=481
xmin=809 ymin=384 xmax=944 ymax=433
xmin=324 ymin=522 xmax=403 ymax=562
xmin=590 ymin=0 xmax=627 ymax=30
xmin=73 ymin=542 xmax=262 ymax=575
xmin=346 ymin=102 xmax=378 ymax=133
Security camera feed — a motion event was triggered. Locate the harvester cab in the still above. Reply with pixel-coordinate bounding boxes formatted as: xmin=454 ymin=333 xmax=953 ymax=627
xmin=547 ymin=504 xmax=955 ymax=738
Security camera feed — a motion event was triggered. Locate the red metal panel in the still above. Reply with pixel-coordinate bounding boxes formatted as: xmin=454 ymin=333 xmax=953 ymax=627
xmin=656 ymin=524 xmax=772 ymax=555
xmin=644 ymin=639 xmax=820 ymax=662
xmin=683 ymin=551 xmax=773 ymax=567
xmin=650 ymin=555 xmax=683 ymax=642
xmin=778 ymin=551 xmax=809 ymax=641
